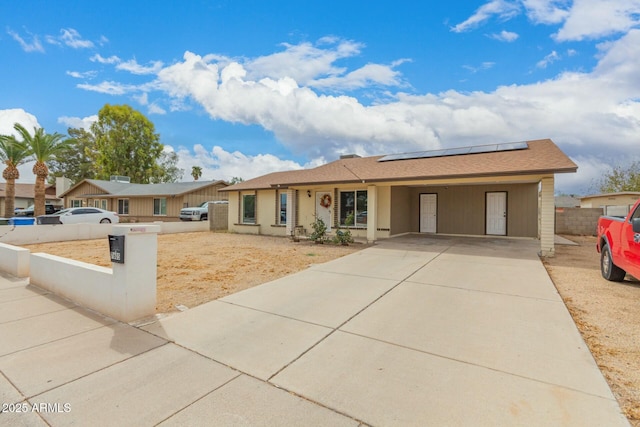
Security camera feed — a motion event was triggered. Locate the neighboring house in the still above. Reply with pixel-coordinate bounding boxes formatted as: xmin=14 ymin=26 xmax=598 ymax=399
xmin=59 ymin=179 xmax=229 ymax=222
xmin=555 ymin=195 xmax=581 ymax=208
xmin=0 ymin=182 xmax=62 ymax=215
xmin=221 ymin=139 xmax=577 ymax=255
xmin=580 ymin=192 xmax=640 ymax=217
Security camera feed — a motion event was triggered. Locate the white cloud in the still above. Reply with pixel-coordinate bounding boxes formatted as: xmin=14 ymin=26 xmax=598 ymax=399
xmin=7 ymin=29 xmax=44 ymax=53
xmin=90 ymin=54 xmax=121 ymax=64
xmin=147 ymin=103 xmax=166 ymax=115
xmin=59 ymin=28 xmax=94 ymax=48
xmin=523 ymin=0 xmax=570 ymax=24
xmin=451 ymin=0 xmax=521 ymax=33
xmin=554 ymin=0 xmax=640 ymax=41
xmin=66 ymin=70 xmax=97 ymax=79
xmin=463 ymin=62 xmax=496 ymax=73
xmin=117 ymin=59 xmax=164 ymax=75
xmin=171 ymin=144 xmax=312 ymax=182
xmin=488 ymin=30 xmax=519 ymax=42
xmin=536 ymin=50 xmax=560 ymax=68
xmin=77 ymin=81 xmax=137 ymax=95
xmin=0 ymin=109 xmax=40 ymax=136
xmin=57 ymin=115 xmax=97 ymax=130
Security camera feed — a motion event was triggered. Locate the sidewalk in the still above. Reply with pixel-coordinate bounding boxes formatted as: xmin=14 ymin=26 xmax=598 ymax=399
xmin=0 ymin=236 xmax=630 ymax=426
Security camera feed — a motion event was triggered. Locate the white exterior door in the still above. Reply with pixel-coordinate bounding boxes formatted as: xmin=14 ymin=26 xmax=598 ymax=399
xmin=315 ymin=192 xmax=332 ymax=231
xmin=420 ymin=194 xmax=437 ymax=233
xmin=486 ymin=192 xmax=507 ymax=235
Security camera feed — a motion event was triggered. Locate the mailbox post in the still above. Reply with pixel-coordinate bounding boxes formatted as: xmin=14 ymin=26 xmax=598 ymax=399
xmin=109 ymin=224 xmax=160 ymax=321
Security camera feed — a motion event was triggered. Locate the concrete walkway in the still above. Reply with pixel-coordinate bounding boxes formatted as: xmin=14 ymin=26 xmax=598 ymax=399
xmin=0 ymin=235 xmax=629 ymax=426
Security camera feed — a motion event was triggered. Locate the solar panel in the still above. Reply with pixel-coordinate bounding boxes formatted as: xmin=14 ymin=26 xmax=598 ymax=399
xmin=378 ymin=141 xmax=528 ymax=162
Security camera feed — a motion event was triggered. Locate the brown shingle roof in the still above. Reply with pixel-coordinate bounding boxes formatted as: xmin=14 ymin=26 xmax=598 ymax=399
xmin=0 ymin=183 xmax=60 ymax=201
xmin=222 ymin=139 xmax=577 ymax=191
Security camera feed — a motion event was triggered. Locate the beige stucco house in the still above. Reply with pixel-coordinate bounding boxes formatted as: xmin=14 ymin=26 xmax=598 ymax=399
xmin=59 ymin=179 xmax=228 ymax=222
xmin=0 ymin=183 xmax=62 ymax=214
xmin=221 ymin=139 xmax=577 ymax=255
xmin=580 ymin=192 xmax=640 ymax=217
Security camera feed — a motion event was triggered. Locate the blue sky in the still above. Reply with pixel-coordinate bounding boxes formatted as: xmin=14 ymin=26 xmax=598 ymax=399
xmin=2 ymin=0 xmax=639 ymax=195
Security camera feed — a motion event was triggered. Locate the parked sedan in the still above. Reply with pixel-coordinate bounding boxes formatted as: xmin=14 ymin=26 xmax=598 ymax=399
xmin=37 ymin=207 xmax=120 ymax=225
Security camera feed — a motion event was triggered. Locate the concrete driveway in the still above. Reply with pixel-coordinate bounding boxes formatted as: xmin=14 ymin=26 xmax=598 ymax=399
xmin=0 ymin=235 xmax=629 ymax=426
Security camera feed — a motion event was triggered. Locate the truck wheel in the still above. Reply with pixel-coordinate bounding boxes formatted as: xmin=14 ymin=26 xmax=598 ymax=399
xmin=201 ymin=214 xmax=208 ymax=221
xmin=600 ymin=244 xmax=626 ymax=282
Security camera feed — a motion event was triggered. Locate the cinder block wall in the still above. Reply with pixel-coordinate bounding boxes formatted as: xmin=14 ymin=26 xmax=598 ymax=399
xmin=555 ymin=207 xmax=603 ymax=236
xmin=210 ymin=204 xmax=228 ymax=231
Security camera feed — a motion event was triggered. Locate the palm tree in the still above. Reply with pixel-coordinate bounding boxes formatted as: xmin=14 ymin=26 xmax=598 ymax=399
xmin=0 ymin=134 xmax=31 ymax=218
xmin=191 ymin=166 xmax=203 ymax=181
xmin=13 ymin=123 xmax=71 ymax=217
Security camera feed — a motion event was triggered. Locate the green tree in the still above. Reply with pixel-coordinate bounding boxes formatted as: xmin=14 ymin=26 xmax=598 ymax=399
xmin=91 ymin=104 xmax=163 ymax=184
xmin=13 ymin=123 xmax=71 ymax=217
xmin=598 ymin=161 xmax=640 ymax=193
xmin=47 ymin=127 xmax=96 ymax=185
xmin=150 ymin=151 xmax=183 ymax=183
xmin=0 ymin=134 xmax=31 ymax=218
xmin=191 ymin=166 xmax=202 ymax=181
xmin=230 ymin=176 xmax=244 ymax=184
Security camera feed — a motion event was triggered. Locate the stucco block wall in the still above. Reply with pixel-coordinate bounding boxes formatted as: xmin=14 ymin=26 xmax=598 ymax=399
xmin=209 ymin=203 xmax=228 ymax=231
xmin=555 ymin=207 xmax=603 ymax=236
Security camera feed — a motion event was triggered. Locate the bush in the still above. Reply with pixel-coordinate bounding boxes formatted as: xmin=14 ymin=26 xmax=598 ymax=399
xmin=333 ymin=228 xmax=354 ymax=245
xmin=309 ymin=217 xmax=328 ymax=244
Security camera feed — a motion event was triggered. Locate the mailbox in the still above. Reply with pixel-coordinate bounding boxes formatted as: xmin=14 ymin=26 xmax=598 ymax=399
xmin=108 ymin=235 xmax=125 ymax=264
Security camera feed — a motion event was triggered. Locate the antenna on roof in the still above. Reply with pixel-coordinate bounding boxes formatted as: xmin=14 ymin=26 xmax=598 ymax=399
xmin=343 ymin=164 xmax=365 ymax=183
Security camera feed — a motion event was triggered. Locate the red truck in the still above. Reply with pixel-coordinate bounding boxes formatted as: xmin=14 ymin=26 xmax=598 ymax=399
xmin=596 ymin=199 xmax=640 ymax=281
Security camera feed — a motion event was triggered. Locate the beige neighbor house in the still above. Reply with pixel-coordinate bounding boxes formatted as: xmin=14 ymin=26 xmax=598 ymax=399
xmin=0 ymin=183 xmax=62 ymax=214
xmin=59 ymin=179 xmax=228 ymax=222
xmin=580 ymin=192 xmax=640 ymax=217
xmin=221 ymin=139 xmax=577 ymax=255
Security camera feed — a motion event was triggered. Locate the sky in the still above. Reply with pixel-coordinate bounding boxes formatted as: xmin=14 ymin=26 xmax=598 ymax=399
xmin=1 ymin=0 xmax=639 ymax=195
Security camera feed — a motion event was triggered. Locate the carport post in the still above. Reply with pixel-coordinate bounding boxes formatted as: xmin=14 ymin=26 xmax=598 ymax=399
xmin=367 ymin=185 xmax=377 ymax=243
xmin=109 ymin=224 xmax=160 ymax=322
xmin=540 ymin=176 xmax=555 ymax=256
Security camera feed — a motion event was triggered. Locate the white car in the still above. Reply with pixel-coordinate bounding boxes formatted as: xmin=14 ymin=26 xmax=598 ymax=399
xmin=37 ymin=207 xmax=120 ymax=225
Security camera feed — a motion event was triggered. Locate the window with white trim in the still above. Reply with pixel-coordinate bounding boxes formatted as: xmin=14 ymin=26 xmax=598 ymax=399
xmin=117 ymin=199 xmax=129 ymax=215
xmin=339 ymin=190 xmax=368 ymax=227
xmin=71 ymin=199 xmax=82 ymax=208
xmin=153 ymin=198 xmax=167 ymax=216
xmin=278 ymin=192 xmax=287 ymax=225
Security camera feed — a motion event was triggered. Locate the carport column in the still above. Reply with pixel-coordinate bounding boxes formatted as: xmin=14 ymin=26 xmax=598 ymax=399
xmin=285 ymin=188 xmax=296 ymax=236
xmin=540 ymin=176 xmax=555 ymax=257
xmin=367 ymin=185 xmax=377 ymax=243
xmin=110 ymin=224 xmax=160 ymax=322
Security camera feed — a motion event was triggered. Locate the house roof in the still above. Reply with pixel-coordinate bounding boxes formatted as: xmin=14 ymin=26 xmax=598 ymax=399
xmin=223 ymin=139 xmax=577 ymax=191
xmin=59 ymin=179 xmax=229 ymax=198
xmin=0 ymin=183 xmax=60 ymax=201
xmin=580 ymin=191 xmax=640 ymax=200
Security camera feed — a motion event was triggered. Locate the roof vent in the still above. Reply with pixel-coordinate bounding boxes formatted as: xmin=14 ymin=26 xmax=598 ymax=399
xmin=340 ymin=154 xmax=361 ymax=159
xmin=110 ymin=175 xmax=131 ymax=183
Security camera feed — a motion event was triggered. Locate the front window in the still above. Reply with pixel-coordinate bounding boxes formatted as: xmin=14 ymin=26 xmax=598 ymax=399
xmin=71 ymin=200 xmax=82 ymax=208
xmin=278 ymin=192 xmax=287 ymax=225
xmin=340 ymin=190 xmax=368 ymax=227
xmin=242 ymin=194 xmax=256 ymax=224
xmin=94 ymin=199 xmax=108 ymax=210
xmin=153 ymin=198 xmax=167 ymax=216
xmin=118 ymin=199 xmax=129 ymax=215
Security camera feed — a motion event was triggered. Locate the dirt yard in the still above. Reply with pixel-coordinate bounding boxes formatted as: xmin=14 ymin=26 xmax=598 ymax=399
xmin=21 ymin=232 xmax=639 ymax=424
xmin=543 ymin=235 xmax=640 ymax=425
xmin=22 ymin=232 xmax=363 ymax=313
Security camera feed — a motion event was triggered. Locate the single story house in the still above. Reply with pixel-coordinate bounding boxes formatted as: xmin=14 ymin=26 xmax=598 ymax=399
xmin=59 ymin=179 xmax=229 ymax=222
xmin=580 ymin=192 xmax=640 ymax=217
xmin=221 ymin=139 xmax=577 ymax=255
xmin=0 ymin=182 xmax=62 ymax=214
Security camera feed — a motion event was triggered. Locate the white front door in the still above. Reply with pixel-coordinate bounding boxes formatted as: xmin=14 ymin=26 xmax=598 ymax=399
xmin=420 ymin=194 xmax=437 ymax=233
xmin=315 ymin=192 xmax=332 ymax=231
xmin=486 ymin=192 xmax=507 ymax=235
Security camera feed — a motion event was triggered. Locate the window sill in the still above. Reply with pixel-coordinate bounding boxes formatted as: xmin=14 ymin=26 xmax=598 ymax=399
xmin=271 ymin=224 xmax=286 ymax=228
xmin=234 ymin=223 xmax=260 ymax=226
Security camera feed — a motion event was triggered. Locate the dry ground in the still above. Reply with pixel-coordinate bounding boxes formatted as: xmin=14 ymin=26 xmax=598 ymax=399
xmin=22 ymin=232 xmax=363 ymax=313
xmin=21 ymin=232 xmax=639 ymax=424
xmin=543 ymin=235 xmax=640 ymax=425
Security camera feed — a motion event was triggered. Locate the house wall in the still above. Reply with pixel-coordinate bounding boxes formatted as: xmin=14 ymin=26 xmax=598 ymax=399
xmin=64 ymin=182 xmax=106 ymax=207
xmin=390 ymin=187 xmax=412 ymax=235
xmin=581 ymin=194 xmax=640 ymax=209
xmin=405 ymin=183 xmax=538 ymax=237
xmin=181 ymin=183 xmax=229 ymax=207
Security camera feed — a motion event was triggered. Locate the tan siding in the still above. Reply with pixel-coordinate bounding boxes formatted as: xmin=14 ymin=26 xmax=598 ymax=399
xmin=390 ymin=186 xmax=412 ymax=235
xmin=63 ymin=182 xmax=108 ymax=207
xmin=182 ymin=184 xmax=228 ymax=208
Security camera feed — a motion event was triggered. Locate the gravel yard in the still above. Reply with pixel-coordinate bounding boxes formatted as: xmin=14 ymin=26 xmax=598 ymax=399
xmin=21 ymin=232 xmax=639 ymax=424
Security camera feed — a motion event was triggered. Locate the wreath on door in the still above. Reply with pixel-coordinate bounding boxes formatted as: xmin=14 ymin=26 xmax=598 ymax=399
xmin=320 ymin=194 xmax=332 ymax=208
